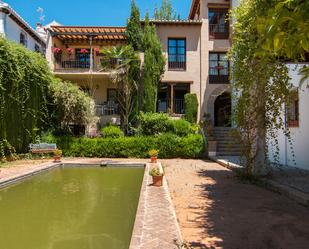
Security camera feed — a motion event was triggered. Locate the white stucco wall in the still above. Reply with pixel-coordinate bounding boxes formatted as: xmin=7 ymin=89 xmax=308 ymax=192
xmin=4 ymin=15 xmax=39 ymax=51
xmin=0 ymin=12 xmax=5 ymax=35
xmin=268 ymin=64 xmax=309 ymax=170
xmin=0 ymin=5 xmax=44 ymax=52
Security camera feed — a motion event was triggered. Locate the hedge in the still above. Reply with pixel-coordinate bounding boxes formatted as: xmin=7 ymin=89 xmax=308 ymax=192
xmin=46 ymin=133 xmax=205 ymax=159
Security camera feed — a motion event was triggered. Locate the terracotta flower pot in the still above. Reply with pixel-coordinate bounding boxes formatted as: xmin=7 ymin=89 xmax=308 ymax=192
xmin=150 ymin=156 xmax=157 ymax=163
xmin=53 ymin=155 xmax=61 ymax=163
xmin=152 ymin=175 xmax=163 ymax=187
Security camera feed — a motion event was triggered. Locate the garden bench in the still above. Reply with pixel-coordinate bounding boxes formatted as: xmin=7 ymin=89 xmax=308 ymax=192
xmin=29 ymin=143 xmax=57 ymax=154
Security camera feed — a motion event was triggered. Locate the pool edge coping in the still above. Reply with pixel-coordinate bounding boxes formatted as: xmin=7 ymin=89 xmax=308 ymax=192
xmin=129 ymin=162 xmax=183 ymax=249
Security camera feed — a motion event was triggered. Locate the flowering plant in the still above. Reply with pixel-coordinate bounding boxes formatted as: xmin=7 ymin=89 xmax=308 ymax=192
xmin=94 ymin=47 xmax=100 ymax=55
xmin=66 ymin=48 xmax=74 ymax=55
xmin=80 ymin=48 xmax=88 ymax=54
xmin=52 ymin=47 xmax=62 ymax=54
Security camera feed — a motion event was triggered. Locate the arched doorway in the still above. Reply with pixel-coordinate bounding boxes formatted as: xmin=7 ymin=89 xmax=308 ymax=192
xmin=214 ymin=92 xmax=231 ymax=127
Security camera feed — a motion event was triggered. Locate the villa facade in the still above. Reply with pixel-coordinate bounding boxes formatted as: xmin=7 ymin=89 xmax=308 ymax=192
xmin=44 ymin=0 xmax=309 ymax=170
xmin=0 ymin=1 xmax=45 ymax=53
xmin=46 ymin=0 xmax=233 ymax=129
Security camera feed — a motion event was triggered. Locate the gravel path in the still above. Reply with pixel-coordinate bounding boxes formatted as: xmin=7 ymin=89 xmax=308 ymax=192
xmin=163 ymin=159 xmax=309 ymax=249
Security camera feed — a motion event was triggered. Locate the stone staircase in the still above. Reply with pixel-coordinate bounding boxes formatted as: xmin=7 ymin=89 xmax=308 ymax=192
xmin=213 ymin=127 xmax=242 ymax=156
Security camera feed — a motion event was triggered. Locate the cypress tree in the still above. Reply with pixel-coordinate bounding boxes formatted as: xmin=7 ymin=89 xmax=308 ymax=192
xmin=142 ymin=13 xmax=165 ymax=112
xmin=126 ymin=0 xmax=143 ymax=51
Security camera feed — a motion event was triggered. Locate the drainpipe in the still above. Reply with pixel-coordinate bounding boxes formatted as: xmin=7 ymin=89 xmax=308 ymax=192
xmin=284 ymin=104 xmax=288 ymax=166
xmin=89 ymin=36 xmax=93 ymax=72
xmin=199 ymin=30 xmax=202 ymax=121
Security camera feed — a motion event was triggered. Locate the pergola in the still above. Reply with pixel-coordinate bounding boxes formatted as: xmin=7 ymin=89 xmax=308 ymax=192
xmin=49 ymin=26 xmax=127 ymax=45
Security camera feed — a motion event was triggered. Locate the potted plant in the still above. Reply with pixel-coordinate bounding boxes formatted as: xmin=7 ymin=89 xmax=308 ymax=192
xmin=80 ymin=48 xmax=88 ymax=54
xmin=52 ymin=47 xmax=62 ymax=54
xmin=53 ymin=149 xmax=62 ymax=163
xmin=148 ymin=149 xmax=159 ymax=163
xmin=66 ymin=47 xmax=74 ymax=56
xmin=94 ymin=47 xmax=100 ymax=56
xmin=149 ymin=166 xmax=164 ymax=187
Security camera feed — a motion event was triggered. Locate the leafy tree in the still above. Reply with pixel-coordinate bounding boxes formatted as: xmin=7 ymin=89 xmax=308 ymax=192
xmin=49 ymin=79 xmax=96 ymax=132
xmin=126 ymin=0 xmax=143 ymax=51
xmin=101 ymin=45 xmax=141 ymax=134
xmin=229 ymin=0 xmax=292 ymax=176
xmin=141 ymin=14 xmax=165 ymax=112
xmin=154 ymin=0 xmax=179 ymax=20
xmin=256 ymin=0 xmax=309 ymax=85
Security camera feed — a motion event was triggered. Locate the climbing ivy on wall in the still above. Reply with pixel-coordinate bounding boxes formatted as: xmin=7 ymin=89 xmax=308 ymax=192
xmin=0 ymin=38 xmax=52 ymax=158
xmin=229 ymin=0 xmax=293 ymax=176
xmin=0 ymin=38 xmax=96 ymax=160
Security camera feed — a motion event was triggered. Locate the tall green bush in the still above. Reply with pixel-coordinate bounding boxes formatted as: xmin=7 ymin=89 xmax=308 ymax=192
xmin=126 ymin=0 xmax=143 ymax=51
xmin=184 ymin=93 xmax=198 ymax=123
xmin=0 ymin=38 xmax=52 ymax=157
xmin=141 ymin=15 xmax=165 ymax=112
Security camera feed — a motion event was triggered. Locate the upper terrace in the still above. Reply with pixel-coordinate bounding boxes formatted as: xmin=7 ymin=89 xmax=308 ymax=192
xmin=47 ymin=26 xmax=126 ymax=74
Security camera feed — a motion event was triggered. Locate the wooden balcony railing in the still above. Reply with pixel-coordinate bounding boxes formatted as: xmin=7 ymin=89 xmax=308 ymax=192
xmin=209 ymin=24 xmax=229 ymax=39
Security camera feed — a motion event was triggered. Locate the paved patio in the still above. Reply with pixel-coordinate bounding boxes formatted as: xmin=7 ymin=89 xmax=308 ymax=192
xmin=163 ymin=159 xmax=309 ymax=249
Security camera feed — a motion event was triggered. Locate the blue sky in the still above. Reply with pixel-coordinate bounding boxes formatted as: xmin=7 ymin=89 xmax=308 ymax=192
xmin=5 ymin=0 xmax=192 ymax=28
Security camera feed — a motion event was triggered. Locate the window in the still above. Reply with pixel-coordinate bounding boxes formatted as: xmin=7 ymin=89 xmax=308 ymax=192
xmin=34 ymin=44 xmax=41 ymax=53
xmin=209 ymin=52 xmax=229 ymax=84
xmin=168 ymin=38 xmax=186 ymax=71
xmin=20 ymin=32 xmax=27 ymax=47
xmin=287 ymin=90 xmax=299 ymax=127
xmin=208 ymin=8 xmax=229 ymax=39
xmin=107 ymin=89 xmax=117 ymax=102
xmin=75 ymin=49 xmax=91 ymax=68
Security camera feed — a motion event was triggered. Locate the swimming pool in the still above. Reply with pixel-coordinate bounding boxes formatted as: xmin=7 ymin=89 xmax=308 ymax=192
xmin=0 ymin=166 xmax=144 ymax=249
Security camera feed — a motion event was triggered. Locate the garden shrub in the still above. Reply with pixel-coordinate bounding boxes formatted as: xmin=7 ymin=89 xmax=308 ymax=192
xmin=101 ymin=125 xmax=124 ymax=138
xmin=49 ymin=79 xmax=96 ymax=132
xmin=170 ymin=119 xmax=193 ymax=136
xmin=184 ymin=93 xmax=198 ymax=123
xmin=138 ymin=112 xmax=172 ymax=135
xmin=46 ymin=134 xmax=205 ymax=159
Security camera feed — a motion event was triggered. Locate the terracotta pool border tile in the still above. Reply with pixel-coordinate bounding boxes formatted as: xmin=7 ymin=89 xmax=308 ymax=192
xmin=129 ymin=162 xmax=183 ymax=249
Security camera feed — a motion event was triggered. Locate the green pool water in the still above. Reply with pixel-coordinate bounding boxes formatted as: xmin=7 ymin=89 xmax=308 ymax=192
xmin=0 ymin=166 xmax=144 ymax=249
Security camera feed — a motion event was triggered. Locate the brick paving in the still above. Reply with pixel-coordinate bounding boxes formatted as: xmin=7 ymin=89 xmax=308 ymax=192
xmin=130 ymin=163 xmax=182 ymax=249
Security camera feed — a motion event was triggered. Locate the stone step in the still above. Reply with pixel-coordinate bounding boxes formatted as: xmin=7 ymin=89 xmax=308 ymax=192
xmin=217 ymin=152 xmax=243 ymax=156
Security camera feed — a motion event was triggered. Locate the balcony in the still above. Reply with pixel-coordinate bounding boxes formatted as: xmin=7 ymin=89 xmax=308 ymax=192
xmin=157 ymin=99 xmax=185 ymax=115
xmin=54 ymin=56 xmax=109 ymax=73
xmin=209 ymin=24 xmax=229 ymax=40
xmin=95 ymin=101 xmax=119 ymax=116
xmin=209 ymin=75 xmax=229 ymax=84
xmin=168 ymin=55 xmax=186 ymax=71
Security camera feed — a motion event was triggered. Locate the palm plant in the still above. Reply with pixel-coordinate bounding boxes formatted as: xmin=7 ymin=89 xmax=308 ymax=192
xmin=101 ymin=45 xmax=140 ymax=134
